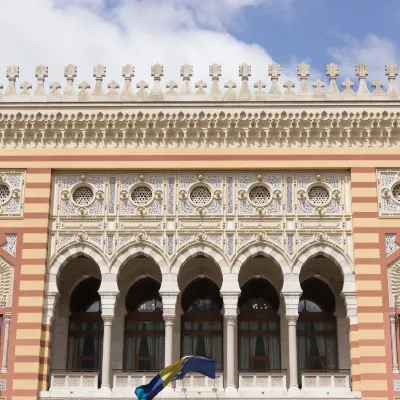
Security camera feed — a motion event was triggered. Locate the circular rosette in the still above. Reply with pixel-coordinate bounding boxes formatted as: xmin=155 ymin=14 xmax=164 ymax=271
xmin=96 ymin=190 xmax=105 ymax=200
xmin=154 ymin=190 xmax=163 ymax=200
xmin=297 ymin=189 xmax=306 ymax=200
xmin=314 ymin=231 xmax=327 ymax=242
xmin=136 ymin=206 xmax=147 ymax=216
xmin=255 ymin=206 xmax=266 ymax=215
xmin=179 ymin=190 xmax=188 ymax=200
xmin=315 ymin=206 xmax=325 ymax=216
xmin=238 ymin=190 xmax=247 ymax=200
xmin=135 ymin=231 xmax=148 ymax=241
xmin=77 ymin=207 xmax=88 ymax=216
xmin=273 ymin=189 xmax=282 ymax=200
xmin=79 ymin=175 xmax=87 ymax=182
xmin=255 ymin=232 xmax=267 ymax=242
xmin=120 ymin=189 xmax=129 ymax=200
xmin=75 ymin=232 xmax=88 ymax=242
xmin=194 ymin=232 xmax=207 ymax=242
xmin=196 ymin=206 xmax=206 ymax=216
xmin=332 ymin=189 xmax=341 ymax=200
xmin=213 ymin=190 xmax=222 ymax=200
xmin=11 ymin=188 xmax=21 ymax=198
xmin=61 ymin=189 xmax=70 ymax=200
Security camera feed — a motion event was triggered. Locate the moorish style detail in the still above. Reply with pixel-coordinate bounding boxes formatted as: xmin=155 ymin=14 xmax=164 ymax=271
xmin=0 ymin=170 xmax=25 ymax=218
xmin=378 ymin=169 xmax=400 ymax=217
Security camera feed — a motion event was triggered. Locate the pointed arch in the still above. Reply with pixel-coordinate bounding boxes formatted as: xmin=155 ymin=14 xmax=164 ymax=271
xmin=110 ymin=241 xmax=168 ymax=275
xmin=292 ymin=242 xmax=355 ymax=293
xmin=49 ymin=242 xmax=108 ymax=277
xmin=170 ymin=242 xmax=230 ymax=275
xmin=231 ymin=242 xmax=291 ymax=275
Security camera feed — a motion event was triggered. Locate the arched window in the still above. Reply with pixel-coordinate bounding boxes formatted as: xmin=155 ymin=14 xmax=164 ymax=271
xmin=67 ymin=277 xmax=103 ymax=371
xmin=124 ymin=278 xmax=164 ymax=371
xmin=297 ymin=278 xmax=337 ymax=373
xmin=238 ymin=279 xmax=280 ymax=371
xmin=181 ymin=278 xmax=223 ymax=369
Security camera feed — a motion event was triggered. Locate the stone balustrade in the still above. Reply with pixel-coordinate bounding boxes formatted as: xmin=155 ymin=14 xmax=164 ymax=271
xmin=112 ymin=371 xmax=155 ymax=392
xmin=238 ymin=371 xmax=287 ymax=391
xmin=0 ymin=63 xmax=398 ymax=102
xmin=301 ymin=370 xmax=351 ymax=391
xmin=50 ymin=371 xmax=99 ymax=391
xmin=174 ymin=372 xmax=224 ymax=392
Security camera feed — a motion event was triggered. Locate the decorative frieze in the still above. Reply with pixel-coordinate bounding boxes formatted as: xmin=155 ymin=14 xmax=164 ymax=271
xmin=49 ymin=171 xmax=352 ymax=268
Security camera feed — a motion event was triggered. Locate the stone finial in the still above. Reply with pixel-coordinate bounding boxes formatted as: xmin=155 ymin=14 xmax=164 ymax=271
xmin=341 ymin=79 xmax=356 ymax=96
xmin=122 ymin=64 xmax=135 ymax=97
xmin=297 ymin=62 xmax=310 ymax=94
xmin=312 ymin=79 xmax=325 ymax=97
xmin=107 ymin=80 xmax=120 ymax=97
xmin=224 ymin=80 xmax=237 ymax=101
xmin=180 ymin=64 xmax=193 ymax=95
xmin=49 ymin=81 xmax=62 ymax=98
xmin=386 ymin=63 xmax=398 ymax=96
xmin=136 ymin=80 xmax=149 ymax=100
xmin=35 ymin=65 xmax=48 ymax=96
xmin=78 ymin=81 xmax=90 ymax=101
xmin=239 ymin=63 xmax=252 ymax=100
xmin=5 ymin=65 xmax=19 ymax=96
xmin=283 ymin=80 xmax=296 ymax=95
xmin=254 ymin=80 xmax=266 ymax=94
xmin=64 ymin=64 xmax=77 ymax=96
xmin=93 ymin=64 xmax=106 ymax=96
xmin=195 ymin=80 xmax=207 ymax=95
xmin=355 ymin=63 xmax=370 ymax=95
xmin=20 ymin=81 xmax=32 ymax=97
xmin=166 ymin=81 xmax=178 ymax=95
xmin=372 ymin=80 xmax=385 ymax=96
xmin=151 ymin=63 xmax=164 ymax=80
xmin=268 ymin=63 xmax=281 ymax=95
xmin=209 ymin=64 xmax=222 ymax=98
xmin=326 ymin=63 xmax=340 ymax=95
xmin=150 ymin=64 xmax=164 ymax=99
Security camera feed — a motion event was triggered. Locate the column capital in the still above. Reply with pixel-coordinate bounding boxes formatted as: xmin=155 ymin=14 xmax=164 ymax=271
xmin=102 ymin=315 xmax=114 ymax=325
xmin=390 ymin=312 xmax=397 ymax=322
xmin=4 ymin=313 xmax=11 ymax=322
xmin=163 ymin=315 xmax=175 ymax=326
xmin=285 ymin=315 xmax=298 ymax=325
xmin=224 ymin=315 xmax=237 ymax=326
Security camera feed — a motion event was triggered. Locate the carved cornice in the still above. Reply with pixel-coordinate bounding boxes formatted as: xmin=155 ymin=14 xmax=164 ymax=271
xmin=0 ymin=62 xmax=399 ymax=102
xmin=1 ymin=109 xmax=400 ymax=149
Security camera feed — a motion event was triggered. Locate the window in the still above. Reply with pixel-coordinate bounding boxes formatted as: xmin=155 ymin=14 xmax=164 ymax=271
xmin=238 ymin=279 xmax=280 ymax=371
xmin=124 ymin=278 xmax=164 ymax=371
xmin=297 ymin=278 xmax=337 ymax=375
xmin=72 ymin=186 xmax=94 ymax=206
xmin=67 ymin=278 xmax=103 ymax=371
xmin=181 ymin=279 xmax=223 ymax=370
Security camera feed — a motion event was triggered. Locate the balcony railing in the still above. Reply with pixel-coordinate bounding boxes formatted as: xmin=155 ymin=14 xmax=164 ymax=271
xmin=238 ymin=370 xmax=287 ymax=391
xmin=175 ymin=371 xmax=224 ymax=392
xmin=112 ymin=371 xmax=157 ymax=392
xmin=301 ymin=370 xmax=351 ymax=391
xmin=50 ymin=371 xmax=99 ymax=391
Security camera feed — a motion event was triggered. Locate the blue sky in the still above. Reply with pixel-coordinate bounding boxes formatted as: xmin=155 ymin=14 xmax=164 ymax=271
xmin=0 ymin=0 xmax=398 ymax=88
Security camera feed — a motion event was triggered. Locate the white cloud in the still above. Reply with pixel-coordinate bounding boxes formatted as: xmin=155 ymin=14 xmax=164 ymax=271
xmin=0 ymin=0 xmax=298 ymax=91
xmin=328 ymin=34 xmax=399 ymax=85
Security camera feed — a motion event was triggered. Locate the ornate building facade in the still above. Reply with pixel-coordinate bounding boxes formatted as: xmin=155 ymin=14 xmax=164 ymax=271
xmin=0 ymin=61 xmax=399 ymax=400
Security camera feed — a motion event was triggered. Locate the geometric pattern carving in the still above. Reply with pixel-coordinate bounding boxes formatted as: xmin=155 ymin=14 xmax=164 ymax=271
xmin=377 ymin=169 xmax=400 ymax=217
xmin=386 ymin=234 xmax=400 ymax=256
xmin=49 ymin=171 xmax=352 ymax=266
xmin=1 ymin=234 xmax=17 ymax=257
xmin=0 ymin=257 xmax=14 ymax=307
xmin=388 ymin=260 xmax=400 ymax=307
xmin=0 ymin=170 xmax=25 ymax=218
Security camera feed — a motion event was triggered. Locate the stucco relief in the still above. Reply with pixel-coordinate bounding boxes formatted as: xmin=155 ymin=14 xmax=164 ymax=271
xmin=378 ymin=169 xmax=400 ymax=217
xmin=49 ymin=171 xmax=353 ymax=271
xmin=0 ymin=170 xmax=25 ymax=218
xmin=0 ymin=257 xmax=14 ymax=308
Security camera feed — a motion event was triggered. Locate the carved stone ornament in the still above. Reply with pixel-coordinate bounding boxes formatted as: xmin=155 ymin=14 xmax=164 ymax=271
xmin=137 ymin=206 xmax=147 ymax=216
xmin=315 ymin=231 xmax=328 ymax=242
xmin=382 ymin=187 xmax=391 ymax=198
xmin=214 ymin=190 xmax=222 ymax=200
xmin=238 ymin=190 xmax=247 ymax=199
xmin=315 ymin=206 xmax=325 ymax=216
xmin=11 ymin=188 xmax=21 ymax=198
xmin=120 ymin=190 xmax=129 ymax=200
xmin=135 ymin=231 xmax=147 ymax=241
xmin=155 ymin=190 xmax=163 ymax=200
xmin=96 ymin=190 xmax=105 ymax=200
xmin=61 ymin=189 xmax=70 ymax=200
xmin=332 ymin=189 xmax=341 ymax=200
xmin=77 ymin=207 xmax=88 ymax=216
xmin=273 ymin=189 xmax=282 ymax=200
xmin=179 ymin=190 xmax=187 ymax=200
xmin=297 ymin=189 xmax=306 ymax=200
xmin=196 ymin=206 xmax=206 ymax=216
xmin=256 ymin=206 xmax=266 ymax=215
xmin=194 ymin=232 xmax=207 ymax=242
xmin=76 ymin=232 xmax=88 ymax=242
xmin=0 ymin=173 xmax=5 ymax=182
xmin=255 ymin=232 xmax=267 ymax=242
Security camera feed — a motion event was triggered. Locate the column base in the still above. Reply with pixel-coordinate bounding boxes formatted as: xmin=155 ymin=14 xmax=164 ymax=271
xmin=164 ymin=385 xmax=174 ymax=392
xmin=394 ymin=368 xmax=400 ymax=374
xmin=0 ymin=369 xmax=6 ymax=374
xmin=225 ymin=385 xmax=237 ymax=392
xmin=99 ymin=385 xmax=111 ymax=392
xmin=288 ymin=386 xmax=301 ymax=394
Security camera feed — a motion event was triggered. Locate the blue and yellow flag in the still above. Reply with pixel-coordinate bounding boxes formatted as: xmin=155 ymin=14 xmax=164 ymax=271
xmin=135 ymin=356 xmax=216 ymax=400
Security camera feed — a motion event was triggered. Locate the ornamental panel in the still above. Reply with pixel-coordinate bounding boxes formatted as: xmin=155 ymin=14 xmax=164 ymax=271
xmin=0 ymin=170 xmax=25 ymax=218
xmin=378 ymin=169 xmax=400 ymax=217
xmin=50 ymin=171 xmax=352 ymax=267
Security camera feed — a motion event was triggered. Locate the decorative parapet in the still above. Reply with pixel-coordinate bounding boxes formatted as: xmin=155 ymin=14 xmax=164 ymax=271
xmin=0 ymin=62 xmax=398 ymax=102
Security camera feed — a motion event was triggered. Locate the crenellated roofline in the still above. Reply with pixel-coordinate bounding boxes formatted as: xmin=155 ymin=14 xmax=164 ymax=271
xmin=0 ymin=62 xmax=398 ymax=103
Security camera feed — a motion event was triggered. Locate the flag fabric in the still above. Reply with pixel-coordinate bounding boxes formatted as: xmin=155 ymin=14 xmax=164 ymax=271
xmin=135 ymin=356 xmax=216 ymax=400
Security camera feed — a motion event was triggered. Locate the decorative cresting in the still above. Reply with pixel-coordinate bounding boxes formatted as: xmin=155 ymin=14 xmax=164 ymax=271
xmin=0 ymin=62 xmax=399 ymax=101
xmin=50 ymin=171 xmax=352 ymax=271
xmin=378 ymin=169 xmax=400 ymax=217
xmin=388 ymin=259 xmax=400 ymax=307
xmin=0 ymin=170 xmax=25 ymax=218
xmin=0 ymin=257 xmax=14 ymax=307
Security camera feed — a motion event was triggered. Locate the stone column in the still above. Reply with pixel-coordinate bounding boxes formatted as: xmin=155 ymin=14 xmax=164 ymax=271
xmin=224 ymin=315 xmax=237 ymax=391
xmin=100 ymin=316 xmax=114 ymax=391
xmin=1 ymin=313 xmax=11 ymax=373
xmin=282 ymin=291 xmax=301 ymax=393
xmin=286 ymin=316 xmax=299 ymax=391
xmin=164 ymin=315 xmax=175 ymax=367
xmin=390 ymin=313 xmax=399 ymax=373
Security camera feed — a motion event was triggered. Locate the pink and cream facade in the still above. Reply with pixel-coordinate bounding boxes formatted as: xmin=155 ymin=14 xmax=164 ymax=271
xmin=0 ymin=62 xmax=399 ymax=400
